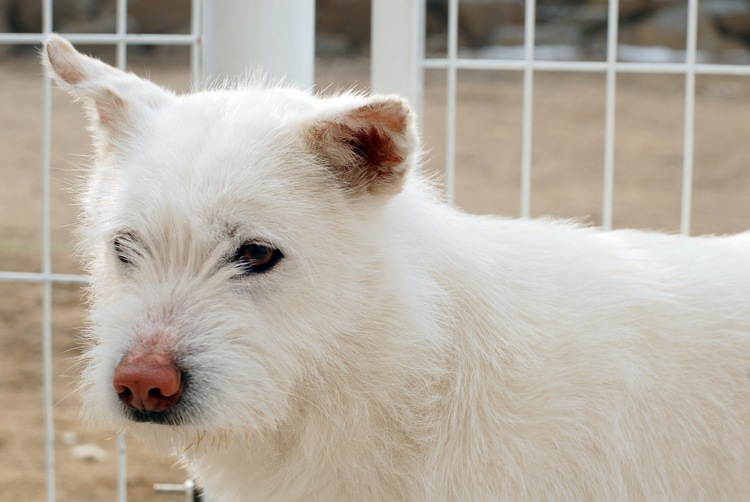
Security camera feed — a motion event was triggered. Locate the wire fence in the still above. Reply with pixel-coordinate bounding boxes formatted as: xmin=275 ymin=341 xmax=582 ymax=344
xmin=421 ymin=0 xmax=750 ymax=235
xmin=0 ymin=1 xmax=203 ymax=501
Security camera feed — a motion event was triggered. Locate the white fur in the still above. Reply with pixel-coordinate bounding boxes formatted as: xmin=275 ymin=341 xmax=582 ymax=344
xmin=43 ymin=34 xmax=750 ymax=501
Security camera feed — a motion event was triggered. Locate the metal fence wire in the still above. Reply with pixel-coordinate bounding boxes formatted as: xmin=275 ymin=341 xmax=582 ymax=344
xmin=2 ymin=0 xmax=750 ymax=501
xmin=0 ymin=1 xmax=203 ymax=501
xmin=419 ymin=0 xmax=750 ymax=233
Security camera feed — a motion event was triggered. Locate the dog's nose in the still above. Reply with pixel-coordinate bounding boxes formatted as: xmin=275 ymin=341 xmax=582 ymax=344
xmin=113 ymin=350 xmax=184 ymax=413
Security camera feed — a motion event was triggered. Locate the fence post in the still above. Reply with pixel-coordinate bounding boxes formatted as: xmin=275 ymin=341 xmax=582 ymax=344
xmin=371 ymin=0 xmax=425 ymax=120
xmin=201 ymin=0 xmax=315 ymax=89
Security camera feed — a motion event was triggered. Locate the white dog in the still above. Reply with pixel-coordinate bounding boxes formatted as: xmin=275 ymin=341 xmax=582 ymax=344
xmin=43 ymin=34 xmax=750 ymax=502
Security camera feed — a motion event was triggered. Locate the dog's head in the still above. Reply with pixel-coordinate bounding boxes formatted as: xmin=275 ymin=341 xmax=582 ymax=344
xmin=43 ymin=35 xmax=428 ymax=441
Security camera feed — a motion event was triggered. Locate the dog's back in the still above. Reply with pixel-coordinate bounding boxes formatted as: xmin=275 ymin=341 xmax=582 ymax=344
xmin=394 ymin=202 xmax=750 ymax=500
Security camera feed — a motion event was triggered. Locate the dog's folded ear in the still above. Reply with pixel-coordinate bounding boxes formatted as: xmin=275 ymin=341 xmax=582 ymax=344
xmin=42 ymin=34 xmax=174 ymax=139
xmin=305 ymin=97 xmax=417 ymax=197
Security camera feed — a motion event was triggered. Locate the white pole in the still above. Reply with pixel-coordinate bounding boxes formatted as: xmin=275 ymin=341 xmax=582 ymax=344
xmin=520 ymin=0 xmax=536 ymax=219
xmin=444 ymin=0 xmax=458 ymax=204
xmin=371 ymin=0 xmax=426 ymax=122
xmin=602 ymin=0 xmax=620 ymax=231
xmin=115 ymin=3 xmax=128 ymax=498
xmin=191 ymin=0 xmax=203 ymax=87
xmin=681 ymin=0 xmax=699 ymax=236
xmin=42 ymin=0 xmax=55 ymax=500
xmin=202 ymin=0 xmax=315 ymax=89
xmin=116 ymin=0 xmax=127 ymax=70
xmin=117 ymin=433 xmax=127 ymax=502
xmin=418 ymin=58 xmax=750 ymax=76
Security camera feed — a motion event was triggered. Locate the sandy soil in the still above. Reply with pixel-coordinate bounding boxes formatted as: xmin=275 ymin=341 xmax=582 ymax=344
xmin=1 ymin=49 xmax=749 ymax=501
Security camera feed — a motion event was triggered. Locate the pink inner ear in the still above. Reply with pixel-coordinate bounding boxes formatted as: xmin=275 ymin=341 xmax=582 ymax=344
xmin=93 ymin=87 xmax=128 ymax=126
xmin=46 ymin=39 xmax=86 ymax=85
xmin=308 ymin=99 xmax=413 ymax=196
xmin=346 ymin=104 xmax=408 ymax=167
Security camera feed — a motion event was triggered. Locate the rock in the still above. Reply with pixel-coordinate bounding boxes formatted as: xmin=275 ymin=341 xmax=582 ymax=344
xmin=586 ymin=0 xmax=681 ymax=19
xmin=704 ymin=0 xmax=750 ymax=38
xmin=4 ymin=0 xmax=94 ymax=33
xmin=474 ymin=43 xmax=583 ymax=61
xmin=720 ymin=47 xmax=750 ymax=63
xmin=71 ymin=443 xmax=109 ymax=462
xmin=316 ymin=33 xmax=351 ymax=57
xmin=617 ymin=44 xmax=712 ymax=63
xmin=569 ymin=4 xmax=610 ymax=30
xmin=536 ymin=22 xmax=585 ymax=46
xmin=488 ymin=24 xmax=525 ymax=47
xmin=127 ymin=0 xmax=190 ymax=34
xmin=59 ymin=431 xmax=78 ymax=446
xmin=619 ymin=3 xmax=692 ymax=49
xmin=316 ymin=0 xmax=371 ymax=52
xmin=618 ymin=2 xmax=748 ymax=58
xmin=458 ymin=0 xmax=525 ymax=46
xmin=488 ymin=22 xmax=584 ymax=47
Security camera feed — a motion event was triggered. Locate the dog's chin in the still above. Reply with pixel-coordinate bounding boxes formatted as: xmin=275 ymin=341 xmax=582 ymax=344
xmin=123 ymin=406 xmax=188 ymax=426
xmin=120 ymin=392 xmax=199 ymax=426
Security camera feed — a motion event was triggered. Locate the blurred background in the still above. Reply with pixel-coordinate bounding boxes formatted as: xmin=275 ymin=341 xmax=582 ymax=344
xmin=1 ymin=1 xmax=750 ymax=501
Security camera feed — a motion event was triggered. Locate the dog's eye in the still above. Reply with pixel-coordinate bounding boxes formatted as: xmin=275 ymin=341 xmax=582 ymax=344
xmin=113 ymin=233 xmax=138 ymax=266
xmin=234 ymin=241 xmax=282 ymax=274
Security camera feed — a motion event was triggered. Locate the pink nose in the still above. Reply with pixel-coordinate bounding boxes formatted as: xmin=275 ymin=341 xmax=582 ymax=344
xmin=113 ymin=350 xmax=183 ymax=413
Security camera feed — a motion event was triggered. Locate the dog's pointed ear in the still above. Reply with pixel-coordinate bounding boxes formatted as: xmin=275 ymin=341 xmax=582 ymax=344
xmin=42 ymin=34 xmax=174 ymax=137
xmin=305 ymin=97 xmax=417 ymax=197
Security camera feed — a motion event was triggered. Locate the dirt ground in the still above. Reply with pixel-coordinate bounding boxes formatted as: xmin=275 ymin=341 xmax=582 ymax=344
xmin=1 ymin=47 xmax=750 ymax=501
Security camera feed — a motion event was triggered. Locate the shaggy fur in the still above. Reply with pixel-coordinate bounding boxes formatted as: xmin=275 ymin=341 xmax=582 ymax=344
xmin=43 ymin=34 xmax=750 ymax=502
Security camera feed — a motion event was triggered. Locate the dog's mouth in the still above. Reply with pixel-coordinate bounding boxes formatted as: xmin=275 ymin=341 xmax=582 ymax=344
xmin=116 ymin=369 xmax=195 ymax=426
xmin=123 ymin=406 xmax=188 ymax=426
